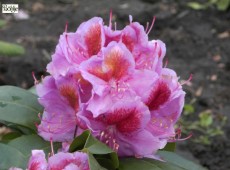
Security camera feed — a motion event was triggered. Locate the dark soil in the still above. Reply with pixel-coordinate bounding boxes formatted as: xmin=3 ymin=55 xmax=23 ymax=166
xmin=0 ymin=0 xmax=230 ymax=170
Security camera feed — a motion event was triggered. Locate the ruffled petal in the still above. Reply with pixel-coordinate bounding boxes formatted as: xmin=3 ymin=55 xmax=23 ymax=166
xmin=48 ymin=152 xmax=89 ymax=170
xmin=76 ymin=17 xmax=105 ymax=57
xmin=27 ymin=150 xmax=47 ymax=170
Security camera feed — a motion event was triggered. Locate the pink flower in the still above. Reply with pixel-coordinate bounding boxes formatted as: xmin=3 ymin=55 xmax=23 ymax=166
xmin=121 ymin=21 xmax=148 ymax=56
xmin=80 ymin=41 xmax=135 ymax=97
xmin=78 ymin=92 xmax=167 ymax=157
xmin=47 ymin=17 xmax=105 ymax=78
xmin=36 ymin=14 xmax=186 ymax=159
xmin=27 ymin=150 xmax=47 ymax=170
xmin=146 ymin=68 xmax=185 ymax=138
xmin=48 ymin=152 xmax=89 ymax=170
xmin=27 ymin=150 xmax=89 ymax=170
xmin=37 ymin=71 xmax=91 ymax=142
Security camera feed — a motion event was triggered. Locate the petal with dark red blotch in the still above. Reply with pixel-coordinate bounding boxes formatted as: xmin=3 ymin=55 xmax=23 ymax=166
xmin=103 ymin=42 xmax=135 ymax=80
xmin=76 ymin=17 xmax=105 ymax=57
xmin=56 ymin=76 xmax=79 ymax=111
xmin=147 ymin=90 xmax=185 ymax=138
xmin=80 ymin=43 xmax=135 ymax=96
xmin=103 ymin=97 xmax=150 ymax=133
xmin=80 ymin=56 xmax=109 ymax=96
xmin=27 ymin=150 xmax=47 ymax=170
xmin=146 ymin=81 xmax=171 ymax=111
xmin=122 ymin=22 xmax=148 ymax=53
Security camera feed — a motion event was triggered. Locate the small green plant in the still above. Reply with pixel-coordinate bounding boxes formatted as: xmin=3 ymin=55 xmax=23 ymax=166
xmin=188 ymin=0 xmax=230 ymax=11
xmin=180 ymin=103 xmax=227 ymax=145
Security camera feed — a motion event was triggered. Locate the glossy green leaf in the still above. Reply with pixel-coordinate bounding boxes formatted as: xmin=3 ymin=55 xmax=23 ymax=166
xmin=69 ymin=130 xmax=119 ymax=169
xmin=0 ymin=41 xmax=25 ymax=57
xmin=7 ymin=135 xmax=60 ymax=157
xmin=161 ymin=142 xmax=176 ymax=152
xmin=0 ymin=134 xmax=61 ymax=169
xmin=28 ymin=86 xmax=37 ymax=95
xmin=158 ymin=151 xmax=207 ymax=170
xmin=0 ymin=86 xmax=43 ymax=132
xmin=69 ymin=130 xmax=91 ymax=152
xmin=88 ymin=152 xmax=107 ymax=170
xmin=119 ymin=158 xmax=161 ymax=170
xmin=0 ymin=143 xmax=27 ymax=169
xmin=119 ymin=151 xmax=207 ymax=170
xmin=144 ymin=158 xmax=185 ymax=170
xmin=1 ymin=131 xmax=22 ymax=142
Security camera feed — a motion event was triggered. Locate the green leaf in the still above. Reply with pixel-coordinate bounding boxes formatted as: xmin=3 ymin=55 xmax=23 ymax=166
xmin=0 ymin=19 xmax=7 ymax=29
xmin=216 ymin=0 xmax=230 ymax=10
xmin=0 ymin=86 xmax=43 ymax=132
xmin=161 ymin=142 xmax=176 ymax=152
xmin=0 ymin=143 xmax=27 ymax=169
xmin=0 ymin=41 xmax=25 ymax=57
xmin=69 ymin=130 xmax=119 ymax=169
xmin=69 ymin=130 xmax=91 ymax=152
xmin=28 ymin=86 xmax=37 ymax=95
xmin=187 ymin=2 xmax=207 ymax=10
xmin=158 ymin=151 xmax=207 ymax=170
xmin=0 ymin=134 xmax=61 ymax=169
xmin=7 ymin=135 xmax=58 ymax=157
xmin=1 ymin=131 xmax=22 ymax=142
xmin=144 ymin=158 xmax=185 ymax=170
xmin=88 ymin=152 xmax=107 ymax=170
xmin=119 ymin=151 xmax=207 ymax=170
xmin=119 ymin=158 xmax=161 ymax=170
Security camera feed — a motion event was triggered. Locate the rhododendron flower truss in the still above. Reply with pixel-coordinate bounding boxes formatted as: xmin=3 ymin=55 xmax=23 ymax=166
xmin=36 ymin=14 xmax=186 ymax=159
xmin=27 ymin=150 xmax=89 ymax=170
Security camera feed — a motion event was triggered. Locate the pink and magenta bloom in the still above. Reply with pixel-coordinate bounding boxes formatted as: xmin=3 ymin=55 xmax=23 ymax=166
xmin=36 ymin=14 xmax=185 ymax=159
xmin=27 ymin=150 xmax=89 ymax=170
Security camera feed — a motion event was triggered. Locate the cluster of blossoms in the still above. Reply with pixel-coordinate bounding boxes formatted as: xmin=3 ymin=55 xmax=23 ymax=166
xmin=10 ymin=150 xmax=89 ymax=170
xmin=29 ymin=150 xmax=89 ymax=170
xmin=26 ymin=14 xmax=186 ymax=169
